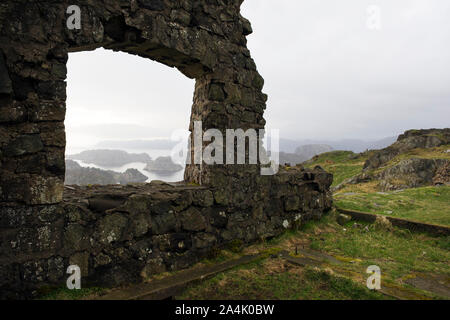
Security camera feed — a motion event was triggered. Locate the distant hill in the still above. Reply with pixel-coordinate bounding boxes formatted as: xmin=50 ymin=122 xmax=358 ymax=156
xmin=295 ymin=144 xmax=333 ymax=161
xmin=67 ymin=149 xmax=152 ymax=167
xmin=65 ymin=160 xmax=148 ymax=185
xmin=270 ymin=136 xmax=397 ymax=153
xmin=95 ymin=136 xmax=396 ymax=155
xmin=273 ymin=144 xmax=334 ymax=166
xmin=144 ymin=156 xmax=184 ymax=174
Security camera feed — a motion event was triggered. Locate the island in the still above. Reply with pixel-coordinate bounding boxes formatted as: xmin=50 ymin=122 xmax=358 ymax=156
xmin=65 ymin=160 xmax=148 ymax=185
xmin=144 ymin=156 xmax=184 ymax=174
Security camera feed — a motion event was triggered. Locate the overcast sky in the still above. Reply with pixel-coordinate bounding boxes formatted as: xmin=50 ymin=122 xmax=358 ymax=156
xmin=65 ymin=0 xmax=450 ymax=151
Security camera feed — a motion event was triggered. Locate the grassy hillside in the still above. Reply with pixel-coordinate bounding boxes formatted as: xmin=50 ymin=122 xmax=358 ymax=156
xmin=304 ymin=145 xmax=450 ymax=226
xmin=335 ymin=186 xmax=450 ymax=226
xmin=305 ymin=145 xmax=450 ymax=188
xmin=304 ymin=151 xmax=370 ymax=187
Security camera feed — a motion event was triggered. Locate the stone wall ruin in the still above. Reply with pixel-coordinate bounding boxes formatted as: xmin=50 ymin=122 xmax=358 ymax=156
xmin=0 ymin=0 xmax=333 ymax=298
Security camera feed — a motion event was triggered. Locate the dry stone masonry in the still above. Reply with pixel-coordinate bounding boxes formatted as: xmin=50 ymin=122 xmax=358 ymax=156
xmin=0 ymin=0 xmax=333 ymax=299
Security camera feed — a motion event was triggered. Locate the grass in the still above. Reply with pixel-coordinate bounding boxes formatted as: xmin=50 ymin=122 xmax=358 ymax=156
xmin=305 ymin=151 xmax=370 ymax=186
xmin=335 ymin=186 xmax=450 ymax=226
xmin=307 ymin=146 xmax=450 ymax=225
xmin=177 ymin=213 xmax=450 ymax=300
xmin=306 ymin=216 xmax=450 ymax=281
xmin=178 ymin=261 xmax=387 ymax=300
xmin=38 ymin=286 xmax=105 ymax=300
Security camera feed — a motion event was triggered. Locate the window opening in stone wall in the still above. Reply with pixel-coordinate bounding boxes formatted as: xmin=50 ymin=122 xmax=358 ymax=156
xmin=64 ymin=48 xmax=194 ymax=186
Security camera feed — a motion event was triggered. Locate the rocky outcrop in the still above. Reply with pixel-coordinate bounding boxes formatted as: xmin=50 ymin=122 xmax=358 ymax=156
xmin=67 ymin=150 xmax=152 ymax=167
xmin=432 ymin=161 xmax=450 ymax=186
xmin=363 ymin=129 xmax=450 ymax=171
xmin=65 ymin=160 xmax=148 ymax=185
xmin=144 ymin=156 xmax=184 ymax=174
xmin=0 ymin=166 xmax=333 ymax=299
xmin=377 ymin=158 xmax=449 ymax=190
xmin=337 ymin=158 xmax=450 ymax=191
xmin=333 ymin=129 xmax=450 ymax=192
